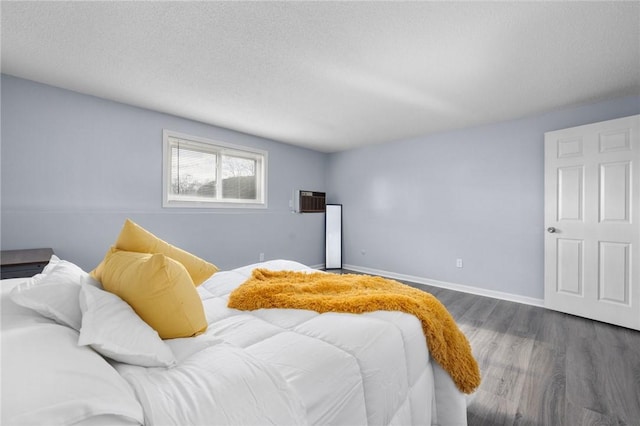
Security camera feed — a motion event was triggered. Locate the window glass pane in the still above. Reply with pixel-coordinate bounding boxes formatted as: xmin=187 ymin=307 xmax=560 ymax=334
xmin=221 ymin=155 xmax=257 ymax=200
xmin=170 ymin=146 xmax=217 ymax=199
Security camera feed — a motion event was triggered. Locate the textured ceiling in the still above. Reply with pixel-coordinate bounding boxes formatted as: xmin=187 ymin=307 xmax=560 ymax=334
xmin=2 ymin=1 xmax=639 ymax=153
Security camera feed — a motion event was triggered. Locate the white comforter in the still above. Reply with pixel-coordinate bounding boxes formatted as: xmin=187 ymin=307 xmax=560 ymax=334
xmin=113 ymin=260 xmax=468 ymax=425
xmin=116 ymin=338 xmax=308 ymax=425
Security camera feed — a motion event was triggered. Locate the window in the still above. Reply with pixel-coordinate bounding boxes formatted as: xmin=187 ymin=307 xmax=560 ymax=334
xmin=163 ymin=130 xmax=267 ymax=208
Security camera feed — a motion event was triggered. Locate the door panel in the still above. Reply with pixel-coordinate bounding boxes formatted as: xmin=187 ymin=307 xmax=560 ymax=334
xmin=599 ymin=161 xmax=630 ymax=222
xmin=600 ymin=128 xmax=630 ymax=152
xmin=558 ymin=166 xmax=584 ymax=221
xmin=598 ymin=241 xmax=630 ymax=305
xmin=557 ymin=239 xmax=584 ymax=296
xmin=544 ymin=114 xmax=640 ymax=330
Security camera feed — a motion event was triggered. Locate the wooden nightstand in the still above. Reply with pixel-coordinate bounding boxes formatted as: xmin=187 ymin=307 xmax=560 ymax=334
xmin=0 ymin=248 xmax=54 ymax=279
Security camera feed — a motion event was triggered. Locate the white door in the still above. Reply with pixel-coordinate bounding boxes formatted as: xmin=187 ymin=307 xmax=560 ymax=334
xmin=544 ymin=114 xmax=640 ymax=330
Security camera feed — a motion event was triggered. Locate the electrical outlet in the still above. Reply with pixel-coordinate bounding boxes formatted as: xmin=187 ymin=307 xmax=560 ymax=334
xmin=456 ymin=258 xmax=463 ymax=268
xmin=259 ymin=253 xmax=265 ymax=262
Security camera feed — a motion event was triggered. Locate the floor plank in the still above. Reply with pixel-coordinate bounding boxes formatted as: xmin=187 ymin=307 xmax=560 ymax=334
xmin=514 ymin=342 xmax=565 ymax=426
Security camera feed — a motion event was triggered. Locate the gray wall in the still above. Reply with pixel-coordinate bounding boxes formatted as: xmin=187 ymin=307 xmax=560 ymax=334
xmin=3 ymin=73 xmax=639 ymax=301
xmin=1 ymin=75 xmax=328 ymax=271
xmin=327 ymin=95 xmax=640 ymax=300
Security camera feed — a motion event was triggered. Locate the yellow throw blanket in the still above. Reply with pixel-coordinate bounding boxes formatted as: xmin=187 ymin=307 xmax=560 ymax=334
xmin=227 ymin=269 xmax=481 ymax=394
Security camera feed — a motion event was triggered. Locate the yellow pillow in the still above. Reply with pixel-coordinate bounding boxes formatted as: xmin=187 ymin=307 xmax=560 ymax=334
xmin=101 ymin=249 xmax=208 ymax=339
xmin=93 ymin=219 xmax=218 ymax=286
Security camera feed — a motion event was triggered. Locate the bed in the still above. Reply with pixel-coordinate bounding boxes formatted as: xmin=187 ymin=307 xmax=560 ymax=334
xmin=1 ymin=223 xmax=474 ymax=426
xmin=1 ymin=258 xmax=472 ymax=425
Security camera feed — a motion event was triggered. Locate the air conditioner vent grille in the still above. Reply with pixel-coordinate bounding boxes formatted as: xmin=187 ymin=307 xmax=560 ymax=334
xmin=299 ymin=191 xmax=326 ymax=213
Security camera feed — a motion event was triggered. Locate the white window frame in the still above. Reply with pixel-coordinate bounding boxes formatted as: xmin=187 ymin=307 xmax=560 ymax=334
xmin=162 ymin=129 xmax=268 ymax=209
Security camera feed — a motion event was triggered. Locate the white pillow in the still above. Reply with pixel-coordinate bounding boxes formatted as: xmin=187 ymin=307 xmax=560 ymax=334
xmin=9 ymin=257 xmax=96 ymax=330
xmin=41 ymin=253 xmax=61 ymax=273
xmin=78 ymin=284 xmax=177 ymax=368
xmin=1 ymin=307 xmax=144 ymax=425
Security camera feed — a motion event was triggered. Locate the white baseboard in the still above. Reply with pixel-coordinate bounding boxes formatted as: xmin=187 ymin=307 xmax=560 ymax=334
xmin=342 ymin=264 xmax=545 ymax=308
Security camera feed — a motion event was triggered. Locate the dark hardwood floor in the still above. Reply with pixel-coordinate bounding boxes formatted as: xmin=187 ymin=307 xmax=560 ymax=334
xmin=418 ymin=282 xmax=640 ymax=426
xmin=336 ymin=270 xmax=640 ymax=426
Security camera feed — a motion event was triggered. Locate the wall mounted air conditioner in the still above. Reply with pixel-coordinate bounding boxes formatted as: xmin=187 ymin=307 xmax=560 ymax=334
xmin=293 ymin=190 xmax=326 ymax=213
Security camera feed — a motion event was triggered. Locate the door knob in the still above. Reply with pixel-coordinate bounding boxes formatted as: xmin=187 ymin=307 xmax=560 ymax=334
xmin=547 ymin=227 xmax=557 ymax=233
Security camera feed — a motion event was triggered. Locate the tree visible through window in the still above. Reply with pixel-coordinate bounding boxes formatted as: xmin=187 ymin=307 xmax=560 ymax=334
xmin=163 ymin=130 xmax=267 ymax=207
xmin=221 ymin=156 xmax=257 ymax=199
